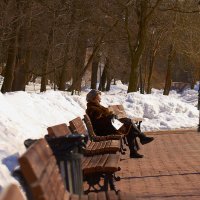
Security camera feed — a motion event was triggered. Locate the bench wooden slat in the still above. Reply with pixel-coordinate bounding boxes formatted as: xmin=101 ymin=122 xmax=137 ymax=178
xmin=70 ymin=117 xmax=121 ymax=154
xmin=85 ymin=141 xmax=93 ymax=150
xmin=47 ymin=123 xmax=71 ymax=137
xmin=30 ymin=157 xmax=62 ymax=200
xmin=108 ymin=105 xmax=143 ymax=124
xmin=19 ymin=148 xmax=45 ymax=183
xmin=95 ymin=154 xmax=110 ymax=171
xmin=109 ymin=140 xmax=120 ymax=150
xmin=105 ymin=140 xmax=111 ymax=149
xmin=91 ymin=142 xmax=100 ymax=152
xmin=104 ymin=154 xmax=120 ymax=172
xmin=0 ymin=184 xmax=25 ymax=200
xmin=81 ymin=156 xmax=93 ymax=169
xmin=83 ymin=114 xmax=122 ymax=142
xmin=96 ymin=141 xmax=105 ymax=152
xmin=83 ymin=154 xmax=111 ymax=175
xmin=99 ymin=141 xmax=107 ymax=151
xmin=83 ymin=155 xmax=102 ymax=174
xmin=69 ymin=117 xmax=87 ymax=135
xmin=19 ymin=139 xmax=71 ymax=200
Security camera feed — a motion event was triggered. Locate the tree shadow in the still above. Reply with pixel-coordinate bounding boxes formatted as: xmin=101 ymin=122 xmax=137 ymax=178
xmin=2 ymin=153 xmax=20 ymax=173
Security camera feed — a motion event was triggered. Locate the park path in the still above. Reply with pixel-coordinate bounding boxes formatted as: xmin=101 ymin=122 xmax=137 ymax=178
xmin=116 ymin=129 xmax=200 ymax=200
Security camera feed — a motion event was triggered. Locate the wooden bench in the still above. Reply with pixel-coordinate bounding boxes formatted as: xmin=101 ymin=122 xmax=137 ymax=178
xmin=108 ymin=104 xmax=143 ymax=130
xmin=47 ymin=122 xmax=121 ymax=156
xmin=83 ymin=114 xmax=123 ymax=142
xmin=0 ymin=184 xmax=25 ymax=200
xmin=69 ymin=117 xmax=124 ymax=155
xmin=18 ymin=139 xmax=136 ymax=199
xmin=47 ymin=123 xmax=70 ymax=137
xmin=83 ymin=114 xmax=127 ymax=152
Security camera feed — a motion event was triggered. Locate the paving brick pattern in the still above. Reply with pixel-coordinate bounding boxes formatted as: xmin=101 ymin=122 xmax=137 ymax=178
xmin=116 ymin=130 xmax=200 ymax=200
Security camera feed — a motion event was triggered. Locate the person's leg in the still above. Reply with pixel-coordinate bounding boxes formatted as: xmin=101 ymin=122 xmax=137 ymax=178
xmin=121 ymin=118 xmax=154 ymax=145
xmin=125 ymin=125 xmax=143 ymax=158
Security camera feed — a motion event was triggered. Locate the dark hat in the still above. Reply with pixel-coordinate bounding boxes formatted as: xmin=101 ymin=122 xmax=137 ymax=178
xmin=86 ymin=89 xmax=101 ymax=102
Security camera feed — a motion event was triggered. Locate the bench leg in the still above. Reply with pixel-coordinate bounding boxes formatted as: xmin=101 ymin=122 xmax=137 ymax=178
xmin=120 ymin=139 xmax=126 ymax=151
xmin=84 ymin=172 xmax=120 ymax=194
xmin=104 ymin=174 xmax=119 ymax=193
xmin=120 ymin=147 xmax=126 ymax=155
xmin=123 ymin=136 xmax=128 ymax=146
xmin=84 ymin=174 xmax=105 ymax=194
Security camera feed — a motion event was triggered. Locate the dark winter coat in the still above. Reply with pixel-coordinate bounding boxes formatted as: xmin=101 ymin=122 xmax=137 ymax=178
xmin=86 ymin=101 xmax=118 ymax=136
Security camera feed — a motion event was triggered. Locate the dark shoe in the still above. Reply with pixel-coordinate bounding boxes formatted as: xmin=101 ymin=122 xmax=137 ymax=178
xmin=140 ymin=136 xmax=154 ymax=145
xmin=130 ymin=151 xmax=144 ymax=158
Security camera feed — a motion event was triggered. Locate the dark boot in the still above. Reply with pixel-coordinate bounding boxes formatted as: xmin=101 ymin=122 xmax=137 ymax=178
xmin=140 ymin=135 xmax=154 ymax=145
xmin=130 ymin=150 xmax=144 ymax=158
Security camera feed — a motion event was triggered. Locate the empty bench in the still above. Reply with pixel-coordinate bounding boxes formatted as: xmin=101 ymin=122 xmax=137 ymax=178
xmin=47 ymin=122 xmax=121 ymax=156
xmin=18 ymin=139 xmax=136 ymax=200
xmin=21 ymin=138 xmax=121 ymax=193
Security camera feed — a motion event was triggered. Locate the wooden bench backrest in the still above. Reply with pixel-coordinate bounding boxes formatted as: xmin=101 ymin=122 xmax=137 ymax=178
xmin=69 ymin=117 xmax=87 ymax=135
xmin=19 ymin=139 xmax=70 ymax=200
xmin=108 ymin=105 xmax=127 ymax=118
xmin=109 ymin=105 xmax=143 ymax=123
xmin=47 ymin=123 xmax=71 ymax=137
xmin=83 ymin=114 xmax=96 ymax=139
xmin=0 ymin=184 xmax=25 ymax=200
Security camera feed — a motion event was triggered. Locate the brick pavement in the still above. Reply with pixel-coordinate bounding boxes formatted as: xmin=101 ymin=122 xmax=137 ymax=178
xmin=116 ymin=130 xmax=200 ymax=200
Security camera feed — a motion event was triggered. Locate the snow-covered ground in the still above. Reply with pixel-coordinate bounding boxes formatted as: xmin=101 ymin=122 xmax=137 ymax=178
xmin=0 ymin=81 xmax=199 ymax=191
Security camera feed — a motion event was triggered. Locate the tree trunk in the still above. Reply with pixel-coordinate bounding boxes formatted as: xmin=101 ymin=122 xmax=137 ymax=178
xmin=12 ymin=31 xmax=31 ymax=91
xmin=139 ymin=64 xmax=144 ymax=94
xmin=40 ymin=27 xmax=53 ymax=92
xmin=127 ymin=0 xmax=161 ymax=93
xmin=147 ymin=51 xmax=156 ymax=94
xmin=98 ymin=66 xmax=107 ymax=91
xmin=1 ymin=17 xmax=20 ymax=93
xmin=70 ymin=29 xmax=87 ymax=93
xmin=58 ymin=1 xmax=75 ymax=91
xmin=91 ymin=57 xmax=99 ymax=89
xmin=40 ymin=62 xmax=48 ymax=92
xmin=106 ymin=78 xmax=112 ymax=91
xmin=105 ymin=60 xmax=112 ymax=91
xmin=68 ymin=19 xmax=120 ymax=92
xmin=12 ymin=1 xmax=32 ymax=91
xmin=163 ymin=45 xmax=174 ymax=95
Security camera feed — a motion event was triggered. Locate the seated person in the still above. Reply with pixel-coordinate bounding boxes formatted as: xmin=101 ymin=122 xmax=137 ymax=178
xmin=86 ymin=89 xmax=154 ymax=158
